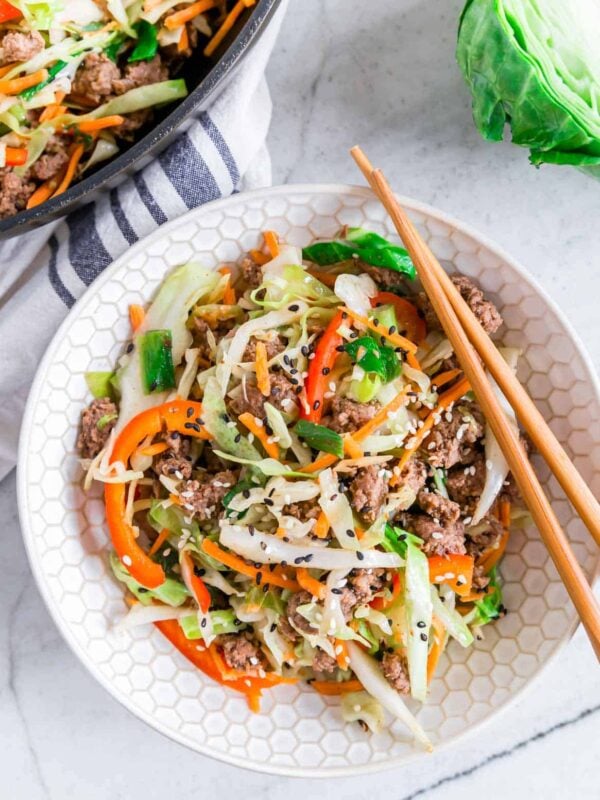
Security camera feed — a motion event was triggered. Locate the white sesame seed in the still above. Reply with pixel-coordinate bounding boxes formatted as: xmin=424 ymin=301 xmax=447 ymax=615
xmin=353 ymin=704 xmax=361 ymax=712
xmin=122 ymin=555 xmax=132 ymax=567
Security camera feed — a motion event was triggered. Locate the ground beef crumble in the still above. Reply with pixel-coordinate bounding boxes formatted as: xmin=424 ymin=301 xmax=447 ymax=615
xmin=219 ymin=633 xmax=266 ymax=673
xmin=179 ymin=470 xmax=238 ymax=520
xmin=77 ymin=398 xmax=117 ymax=459
xmin=382 ymin=652 xmax=410 ymax=694
xmin=349 ymin=464 xmax=389 ymax=523
xmin=312 ymin=648 xmax=337 ymax=674
xmin=326 ymin=396 xmax=380 ymax=434
xmin=418 ymin=275 xmax=503 ymax=335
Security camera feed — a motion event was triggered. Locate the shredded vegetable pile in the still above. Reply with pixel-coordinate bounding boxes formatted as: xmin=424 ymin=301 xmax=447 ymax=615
xmin=0 ymin=0 xmax=255 ymax=218
xmin=79 ymin=227 xmax=529 ymax=748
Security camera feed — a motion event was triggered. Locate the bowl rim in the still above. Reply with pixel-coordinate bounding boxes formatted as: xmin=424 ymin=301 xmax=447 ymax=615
xmin=0 ymin=0 xmax=281 ymax=238
xmin=17 ymin=183 xmax=600 ymax=777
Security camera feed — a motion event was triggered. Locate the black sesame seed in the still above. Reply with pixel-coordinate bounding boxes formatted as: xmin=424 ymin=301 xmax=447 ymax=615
xmin=313 ymin=400 xmax=321 ymax=411
xmin=346 ymin=529 xmax=356 ymax=538
xmin=264 ymin=498 xmax=274 ymax=507
xmin=149 ymin=380 xmax=158 ymax=392
xmin=336 ymin=344 xmax=346 ymax=352
xmin=283 ymin=354 xmax=291 ymax=366
xmin=281 ymin=560 xmax=288 ymax=567
xmin=356 ymin=552 xmax=364 ymax=561
xmin=331 ymin=588 xmax=342 ymax=595
xmin=221 ymin=413 xmax=230 ymax=423
xmin=295 ymin=386 xmax=303 ymax=395
xmin=195 ymin=417 xmax=204 ymax=426
xmin=373 ymin=318 xmax=380 ymax=326
xmin=268 ymin=487 xmax=276 ymax=498
xmin=290 ymin=368 xmax=298 ymax=375
xmin=234 ymin=434 xmax=242 ymax=443
xmin=301 ymin=346 xmax=309 ymax=357
xmin=290 ymin=377 xmax=299 ymax=385
xmin=234 ymin=618 xmax=242 ymax=626
xmin=288 ymin=304 xmax=300 ymax=312
xmin=293 ymin=557 xmax=304 ymax=565
xmin=270 ymin=622 xmax=277 ymax=632
xmin=260 ymin=541 xmax=267 ymax=550
xmin=420 ymin=632 xmax=428 ymax=642
xmin=184 ymin=422 xmax=201 ymax=432
xmin=304 ymin=554 xmax=314 ymax=562
xmin=263 ymin=584 xmax=269 ymax=594
xmin=126 ymin=343 xmax=134 ymax=354
xmin=268 ymin=563 xmax=276 ymax=572
xmin=138 ymin=587 xmax=148 ymax=593
xmin=186 ymin=407 xmax=194 ymax=418
xmin=341 ymin=312 xmax=348 ymax=320
xmin=282 ymin=537 xmax=290 ymax=543
xmin=201 ymin=618 xmax=207 ymax=628
xmin=256 ymin=571 xmax=263 ymax=585
xmin=322 ymin=367 xmax=331 ymax=375
xmin=417 ymin=621 xmax=426 ymax=628
xmin=388 ymin=325 xmax=397 ymax=334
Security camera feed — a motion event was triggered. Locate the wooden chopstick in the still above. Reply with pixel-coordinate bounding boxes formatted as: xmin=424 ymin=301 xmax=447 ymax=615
xmin=352 ymin=144 xmax=600 ymax=546
xmin=350 ymin=146 xmax=600 ymax=660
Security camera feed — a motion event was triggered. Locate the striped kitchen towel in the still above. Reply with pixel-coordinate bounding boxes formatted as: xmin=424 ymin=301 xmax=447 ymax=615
xmin=0 ymin=2 xmax=286 ymax=481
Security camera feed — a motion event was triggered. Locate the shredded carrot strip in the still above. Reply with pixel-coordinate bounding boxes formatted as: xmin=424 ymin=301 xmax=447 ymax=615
xmin=139 ymin=442 xmax=168 ymax=457
xmin=432 ymin=368 xmax=462 ymax=390
xmin=254 ymin=341 xmax=270 ymax=397
xmin=343 ymin=434 xmax=363 ymax=459
xmin=343 ymin=306 xmax=418 ymax=353
xmin=39 ymin=102 xmax=66 ymax=123
xmin=177 ymin=24 xmax=189 ymax=52
xmin=426 ymin=616 xmax=447 ymax=684
xmin=392 ymin=377 xmax=471 ymax=479
xmin=204 ymin=0 xmax=256 ymax=57
xmin=129 ymin=303 xmax=145 ymax=332
xmin=0 ymin=68 xmax=48 ymax=95
xmin=499 ymin=498 xmax=511 ymax=529
xmin=296 ymin=567 xmax=326 ymax=600
xmin=52 ymin=143 xmax=84 ymax=198
xmin=149 ymin=527 xmax=170 ymax=556
xmin=275 ymin=527 xmax=286 ymax=538
xmin=313 ymin=510 xmax=329 ymax=539
xmin=169 ymin=493 xmax=182 ymax=506
xmin=0 ymin=63 xmax=17 ymax=79
xmin=218 ymin=267 xmax=236 ymax=304
xmin=298 ymin=453 xmax=338 ymax=474
xmin=355 ymin=525 xmax=364 ymax=540
xmin=238 ymin=411 xmax=278 ymax=458
xmin=5 ymin=146 xmax=27 ymax=166
xmin=165 ymin=0 xmax=216 ymax=29
xmin=263 ymin=230 xmax=279 ymax=258
xmin=334 ymin=639 xmax=350 ymax=670
xmin=249 ymin=248 xmax=270 ymax=265
xmin=312 ymin=679 xmax=363 ymax=696
xmin=201 ymin=539 xmax=300 ymax=591
xmin=406 ymin=351 xmax=421 ymax=370
xmin=353 ymin=385 xmax=411 ymax=443
xmin=78 ymin=115 xmax=124 ymax=133
xmin=26 ymin=172 xmax=64 ymax=209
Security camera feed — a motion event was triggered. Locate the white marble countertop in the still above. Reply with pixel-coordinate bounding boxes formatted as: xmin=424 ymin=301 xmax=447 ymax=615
xmin=2 ymin=0 xmax=600 ymax=796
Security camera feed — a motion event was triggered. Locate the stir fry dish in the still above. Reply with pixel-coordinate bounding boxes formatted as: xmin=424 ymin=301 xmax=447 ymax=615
xmin=79 ymin=227 xmax=529 ymax=748
xmin=0 ymin=0 xmax=255 ymax=218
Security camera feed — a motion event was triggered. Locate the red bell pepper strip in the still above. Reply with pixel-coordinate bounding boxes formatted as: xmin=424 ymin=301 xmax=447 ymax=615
xmin=428 ymin=553 xmax=474 ymax=597
xmin=0 ymin=0 xmax=22 ymax=22
xmin=371 ymin=292 xmax=426 ymax=344
xmin=105 ymin=399 xmax=211 ymax=589
xmin=301 ymin=309 xmax=345 ymax=422
xmin=155 ymin=619 xmax=297 ymax=712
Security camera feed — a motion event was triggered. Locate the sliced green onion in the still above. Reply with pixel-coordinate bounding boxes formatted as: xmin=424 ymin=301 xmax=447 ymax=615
xmin=294 ymin=419 xmax=344 ymax=458
xmin=139 ymin=329 xmax=176 ymax=394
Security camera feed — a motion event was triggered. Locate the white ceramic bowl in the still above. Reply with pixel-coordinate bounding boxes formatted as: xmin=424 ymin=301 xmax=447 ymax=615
xmin=17 ymin=185 xmax=600 ymax=776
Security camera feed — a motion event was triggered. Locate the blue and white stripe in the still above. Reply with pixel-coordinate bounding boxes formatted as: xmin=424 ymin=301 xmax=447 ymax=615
xmin=48 ymin=110 xmax=241 ymax=308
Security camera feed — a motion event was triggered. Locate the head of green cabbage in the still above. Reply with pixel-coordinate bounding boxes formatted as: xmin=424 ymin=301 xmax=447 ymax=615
xmin=457 ymin=0 xmax=600 ymax=178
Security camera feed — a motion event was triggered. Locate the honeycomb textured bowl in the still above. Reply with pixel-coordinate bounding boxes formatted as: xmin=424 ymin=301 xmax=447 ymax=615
xmin=18 ymin=185 xmax=600 ymax=776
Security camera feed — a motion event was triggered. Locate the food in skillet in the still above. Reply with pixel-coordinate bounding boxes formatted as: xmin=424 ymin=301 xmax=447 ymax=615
xmin=0 ymin=0 xmax=255 ymax=218
xmin=79 ymin=228 xmax=529 ymax=748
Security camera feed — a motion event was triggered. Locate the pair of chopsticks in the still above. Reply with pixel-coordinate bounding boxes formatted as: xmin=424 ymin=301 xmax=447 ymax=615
xmin=350 ymin=146 xmax=600 ymax=660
